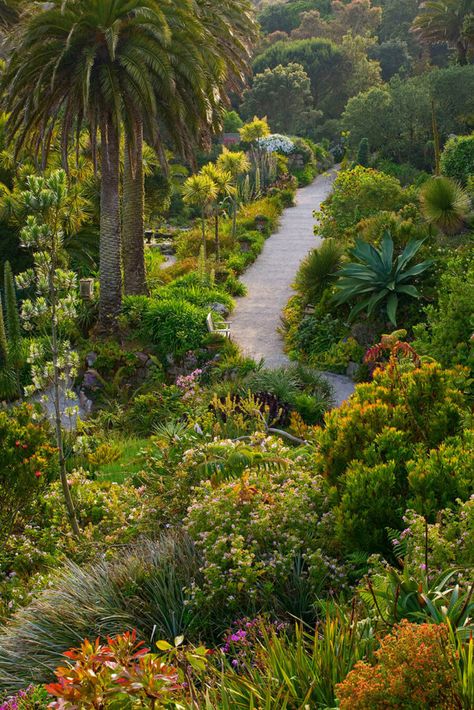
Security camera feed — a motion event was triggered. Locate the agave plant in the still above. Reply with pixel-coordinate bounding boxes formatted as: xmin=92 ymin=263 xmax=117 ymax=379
xmin=420 ymin=176 xmax=471 ymax=234
xmin=333 ymin=231 xmax=433 ymax=326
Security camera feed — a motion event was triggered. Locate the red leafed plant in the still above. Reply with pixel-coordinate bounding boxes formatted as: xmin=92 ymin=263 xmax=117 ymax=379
xmin=45 ymin=630 xmax=183 ymax=709
xmin=365 ymin=330 xmax=421 ymax=379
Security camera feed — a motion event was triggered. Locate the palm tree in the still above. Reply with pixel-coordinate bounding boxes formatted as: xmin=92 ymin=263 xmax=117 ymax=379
xmin=2 ymin=0 xmax=177 ymax=331
xmin=122 ymin=0 xmax=257 ymax=294
xmin=217 ymin=148 xmax=250 ymax=239
xmin=420 ymin=176 xmax=471 ymax=234
xmin=201 ymin=163 xmax=234 ymax=261
xmin=182 ymin=174 xmax=218 ymax=262
xmin=412 ymin=0 xmax=474 ymax=65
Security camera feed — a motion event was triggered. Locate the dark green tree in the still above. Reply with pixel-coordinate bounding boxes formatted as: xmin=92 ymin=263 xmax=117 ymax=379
xmin=241 ymin=63 xmax=319 ymax=134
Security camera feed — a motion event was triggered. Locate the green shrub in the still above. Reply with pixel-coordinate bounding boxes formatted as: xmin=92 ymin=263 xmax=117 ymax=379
xmin=125 ymin=388 xmax=187 ymax=436
xmin=0 ymin=404 xmax=57 ymax=541
xmin=0 ymin=533 xmax=201 ymax=691
xmin=413 ymin=252 xmax=474 ymax=372
xmin=336 ymin=461 xmax=401 ymax=553
xmin=441 ymin=133 xmax=474 ymax=186
xmin=294 ymin=312 xmax=347 ymax=358
xmin=294 ymin=238 xmax=343 ymax=304
xmin=312 ymin=336 xmax=364 ymax=374
xmin=223 ymin=272 xmax=247 ymax=297
xmin=356 ymin=138 xmax=369 ymax=167
xmin=317 ymin=166 xmax=408 ymax=242
xmin=143 ymin=298 xmax=207 ymax=360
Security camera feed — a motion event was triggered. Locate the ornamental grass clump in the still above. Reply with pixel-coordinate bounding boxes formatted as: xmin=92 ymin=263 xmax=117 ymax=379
xmin=0 ymin=533 xmax=201 ymax=692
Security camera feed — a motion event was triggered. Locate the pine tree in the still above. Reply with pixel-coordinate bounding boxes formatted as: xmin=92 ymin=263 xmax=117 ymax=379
xmin=357 ymin=138 xmax=370 ymax=167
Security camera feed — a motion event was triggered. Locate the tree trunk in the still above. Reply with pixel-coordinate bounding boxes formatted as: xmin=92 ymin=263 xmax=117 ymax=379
xmin=457 ymin=40 xmax=467 ymax=66
xmin=214 ymin=212 xmax=220 ymax=262
xmin=201 ymin=211 xmax=207 ymax=261
xmin=98 ymin=115 xmax=122 ymax=332
xmin=123 ymin=121 xmax=147 ymax=295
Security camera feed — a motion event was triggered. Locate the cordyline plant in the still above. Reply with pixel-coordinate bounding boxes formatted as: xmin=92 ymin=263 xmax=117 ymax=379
xmin=16 ymin=170 xmax=81 ymax=536
xmin=333 ymin=230 xmax=433 ymax=326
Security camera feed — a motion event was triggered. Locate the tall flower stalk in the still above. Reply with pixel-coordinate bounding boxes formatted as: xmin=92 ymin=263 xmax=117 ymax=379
xmin=16 ymin=170 xmax=81 ymax=537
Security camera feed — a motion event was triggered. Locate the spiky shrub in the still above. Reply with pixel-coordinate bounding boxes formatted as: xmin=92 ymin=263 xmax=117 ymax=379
xmin=420 ymin=176 xmax=471 ymax=234
xmin=294 ymin=238 xmax=344 ymax=304
xmin=333 ymin=230 xmax=433 ymax=325
xmin=336 ymin=621 xmax=459 ymax=709
xmin=0 ymin=533 xmax=202 ymax=692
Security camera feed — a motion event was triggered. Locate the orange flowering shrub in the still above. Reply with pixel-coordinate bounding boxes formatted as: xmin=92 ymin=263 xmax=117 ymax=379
xmin=336 ymin=621 xmax=458 ymax=709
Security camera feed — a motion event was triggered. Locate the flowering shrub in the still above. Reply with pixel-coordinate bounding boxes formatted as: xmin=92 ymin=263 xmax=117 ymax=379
xmin=336 ymin=621 xmax=459 ymax=709
xmin=0 ymin=470 xmax=149 ymax=618
xmin=0 ymin=403 xmax=57 ymax=540
xmin=185 ymin=452 xmax=343 ymax=616
xmin=396 ymin=498 xmax=474 ymax=580
xmin=0 ymin=685 xmax=48 ymax=709
xmin=257 ymin=134 xmax=295 ymax=154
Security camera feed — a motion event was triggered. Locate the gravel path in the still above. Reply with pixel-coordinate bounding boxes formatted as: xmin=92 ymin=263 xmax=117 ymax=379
xmin=230 ymin=168 xmax=354 ymax=407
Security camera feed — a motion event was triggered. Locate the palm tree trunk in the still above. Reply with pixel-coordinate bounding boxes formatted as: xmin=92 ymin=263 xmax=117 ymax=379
xmin=98 ymin=114 xmax=122 ymax=332
xmin=123 ymin=121 xmax=147 ymax=295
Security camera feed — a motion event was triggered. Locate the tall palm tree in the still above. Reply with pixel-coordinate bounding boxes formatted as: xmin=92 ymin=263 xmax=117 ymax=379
xmin=122 ymin=0 xmax=257 ymax=295
xmin=412 ymin=0 xmax=474 ymax=65
xmin=2 ymin=0 xmax=176 ymax=330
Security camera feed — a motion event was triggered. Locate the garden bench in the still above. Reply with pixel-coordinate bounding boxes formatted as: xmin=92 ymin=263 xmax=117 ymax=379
xmin=206 ymin=311 xmax=231 ymax=338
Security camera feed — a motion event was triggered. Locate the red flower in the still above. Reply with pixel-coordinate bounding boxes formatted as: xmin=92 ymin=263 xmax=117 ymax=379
xmin=34 ymin=471 xmax=42 ymax=478
xmin=15 ymin=440 xmax=21 ymax=447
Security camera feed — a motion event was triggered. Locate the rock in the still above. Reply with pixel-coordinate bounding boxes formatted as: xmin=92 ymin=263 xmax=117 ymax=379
xmin=85 ymin=351 xmax=97 ymax=368
xmin=82 ymin=368 xmax=102 ymax=391
xmin=134 ymin=351 xmax=150 ymax=366
xmin=158 ymin=241 xmax=175 ymax=255
xmin=346 ymin=361 xmax=359 ymax=379
xmin=210 ymin=302 xmax=229 ymax=317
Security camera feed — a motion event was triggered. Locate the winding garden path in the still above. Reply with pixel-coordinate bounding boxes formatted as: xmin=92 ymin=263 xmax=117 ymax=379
xmin=230 ymin=168 xmax=355 ymax=407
